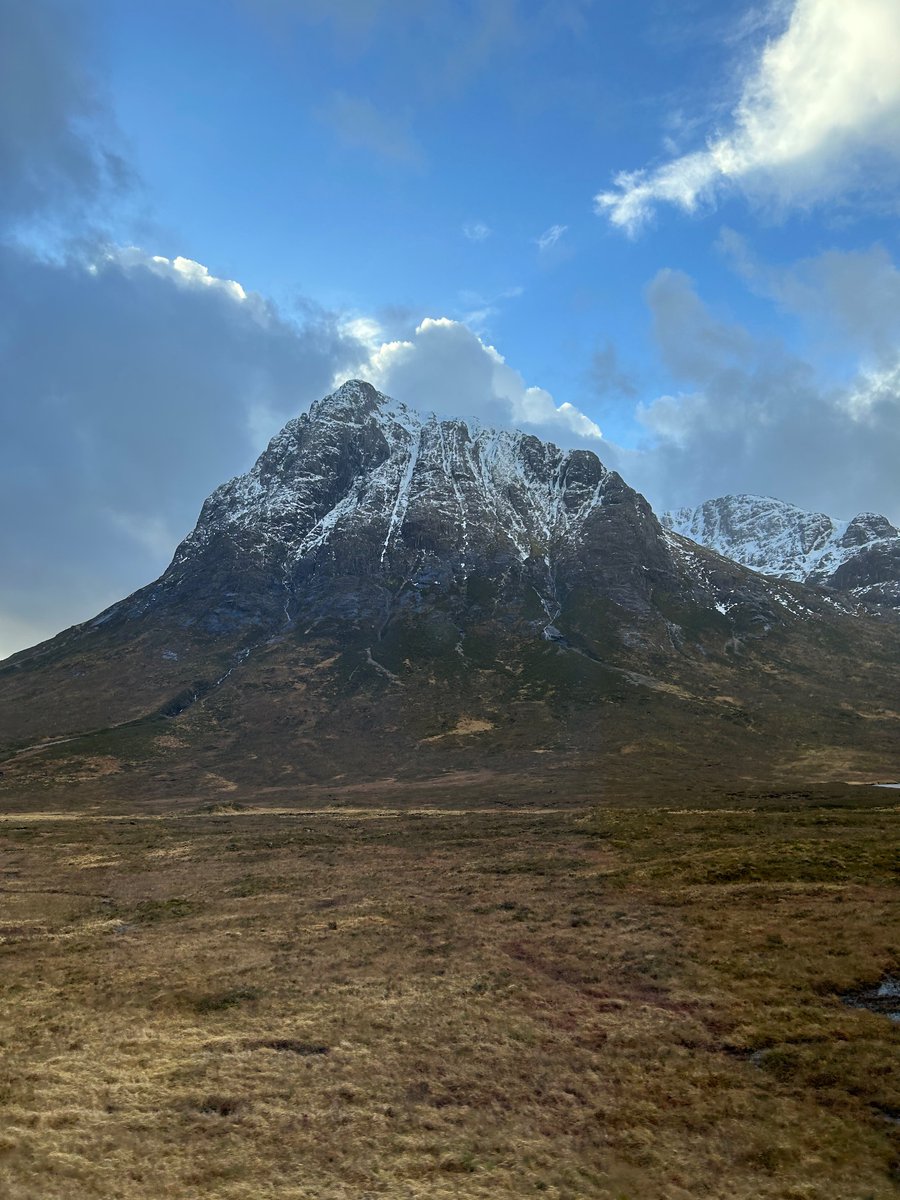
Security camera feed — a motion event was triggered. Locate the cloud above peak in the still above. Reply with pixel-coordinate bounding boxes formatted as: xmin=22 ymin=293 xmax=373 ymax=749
xmin=347 ymin=315 xmax=602 ymax=441
xmin=0 ymin=233 xmax=601 ymax=659
xmin=596 ymin=0 xmax=900 ymax=234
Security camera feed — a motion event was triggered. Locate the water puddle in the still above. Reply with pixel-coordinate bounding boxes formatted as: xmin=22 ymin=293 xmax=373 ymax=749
xmin=843 ymin=976 xmax=900 ymax=1022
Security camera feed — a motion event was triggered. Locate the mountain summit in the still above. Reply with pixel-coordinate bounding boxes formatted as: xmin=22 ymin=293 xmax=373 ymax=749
xmin=1 ymin=383 xmax=898 ymax=800
xmin=161 ymin=377 xmax=645 ymax=634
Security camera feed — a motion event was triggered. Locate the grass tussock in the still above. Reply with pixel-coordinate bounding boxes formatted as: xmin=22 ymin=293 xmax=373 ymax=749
xmin=0 ymin=790 xmax=897 ymax=1198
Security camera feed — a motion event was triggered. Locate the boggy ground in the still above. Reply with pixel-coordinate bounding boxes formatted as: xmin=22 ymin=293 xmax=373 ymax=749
xmin=0 ymin=786 xmax=897 ymax=1199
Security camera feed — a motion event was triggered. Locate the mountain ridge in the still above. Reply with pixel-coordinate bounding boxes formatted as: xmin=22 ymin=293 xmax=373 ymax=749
xmin=1 ymin=382 xmax=898 ymax=802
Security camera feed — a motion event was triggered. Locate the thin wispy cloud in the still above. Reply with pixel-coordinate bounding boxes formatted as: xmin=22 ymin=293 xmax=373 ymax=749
xmin=596 ymin=0 xmax=900 ymax=234
xmin=535 ymin=223 xmax=567 ymax=251
xmin=456 ymin=284 xmax=523 ymax=330
xmin=462 ymin=220 xmax=491 ymax=242
xmin=317 ymin=91 xmax=422 ymax=164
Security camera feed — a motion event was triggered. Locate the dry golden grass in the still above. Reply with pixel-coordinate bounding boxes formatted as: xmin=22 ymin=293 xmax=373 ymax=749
xmin=0 ymin=790 xmax=897 ymax=1198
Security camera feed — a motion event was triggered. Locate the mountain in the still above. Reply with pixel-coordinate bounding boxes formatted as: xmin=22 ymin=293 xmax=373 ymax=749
xmin=1 ymin=382 xmax=898 ymax=803
xmin=663 ymin=495 xmax=900 ymax=614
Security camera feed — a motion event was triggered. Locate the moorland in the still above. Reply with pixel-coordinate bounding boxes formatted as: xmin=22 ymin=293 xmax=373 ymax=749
xmin=0 ymin=779 xmax=897 ymax=1199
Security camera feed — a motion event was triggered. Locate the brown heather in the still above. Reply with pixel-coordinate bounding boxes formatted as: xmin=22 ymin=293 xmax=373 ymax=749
xmin=0 ymin=783 xmax=897 ymax=1199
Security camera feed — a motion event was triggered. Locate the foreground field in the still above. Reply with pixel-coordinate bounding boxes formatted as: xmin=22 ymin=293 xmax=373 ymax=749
xmin=0 ymin=788 xmax=897 ymax=1199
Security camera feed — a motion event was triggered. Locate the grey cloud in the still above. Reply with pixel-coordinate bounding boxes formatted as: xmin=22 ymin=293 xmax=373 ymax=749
xmin=720 ymin=229 xmax=900 ymax=368
xmin=646 ymin=267 xmax=759 ymax=383
xmin=0 ymin=242 xmax=366 ymax=656
xmin=590 ymin=341 xmax=638 ymax=399
xmin=378 ymin=322 xmax=512 ymax=428
xmin=0 ymin=0 xmax=129 ymax=230
xmin=625 ymin=268 xmax=900 ymax=524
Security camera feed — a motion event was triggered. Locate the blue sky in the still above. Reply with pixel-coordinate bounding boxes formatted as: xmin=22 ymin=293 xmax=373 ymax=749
xmin=96 ymin=1 xmax=852 ymax=428
xmin=93 ymin=0 xmax=899 ymax=432
xmin=2 ymin=0 xmax=900 ymax=654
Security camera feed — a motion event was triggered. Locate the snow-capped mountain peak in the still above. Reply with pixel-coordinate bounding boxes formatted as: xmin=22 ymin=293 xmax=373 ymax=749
xmin=662 ymin=494 xmax=900 ymax=612
xmin=174 ymin=380 xmax=617 ymax=575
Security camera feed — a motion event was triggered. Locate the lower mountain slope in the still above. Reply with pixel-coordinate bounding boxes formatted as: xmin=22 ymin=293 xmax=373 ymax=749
xmin=1 ymin=383 xmax=898 ymax=802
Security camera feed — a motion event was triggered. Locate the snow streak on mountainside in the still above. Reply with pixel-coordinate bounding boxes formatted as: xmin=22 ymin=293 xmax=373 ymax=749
xmin=663 ymin=495 xmax=900 ymax=611
xmin=170 ymin=379 xmax=616 ymax=578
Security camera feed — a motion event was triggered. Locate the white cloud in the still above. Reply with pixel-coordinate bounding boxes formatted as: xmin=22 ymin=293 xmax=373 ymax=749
xmin=338 ymin=314 xmax=385 ymax=348
xmin=845 ymin=361 xmax=900 ymax=422
xmin=158 ymin=255 xmax=247 ymax=301
xmin=596 ymin=0 xmax=900 ymax=233
xmin=348 ymin=315 xmax=603 ymax=441
xmin=110 ymin=247 xmax=250 ymax=303
xmin=535 ymin=223 xmax=568 ymax=251
xmin=462 ymin=220 xmax=491 ymax=242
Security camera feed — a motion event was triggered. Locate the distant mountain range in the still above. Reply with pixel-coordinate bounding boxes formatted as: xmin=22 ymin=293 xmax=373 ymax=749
xmin=663 ymin=495 xmax=900 ymax=614
xmin=1 ymin=381 xmax=897 ymax=801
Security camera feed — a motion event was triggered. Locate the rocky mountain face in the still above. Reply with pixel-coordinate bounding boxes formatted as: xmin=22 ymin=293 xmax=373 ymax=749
xmin=663 ymin=495 xmax=900 ymax=613
xmin=1 ymin=382 xmax=898 ymax=801
xmin=155 ymin=378 xmax=666 ymax=634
